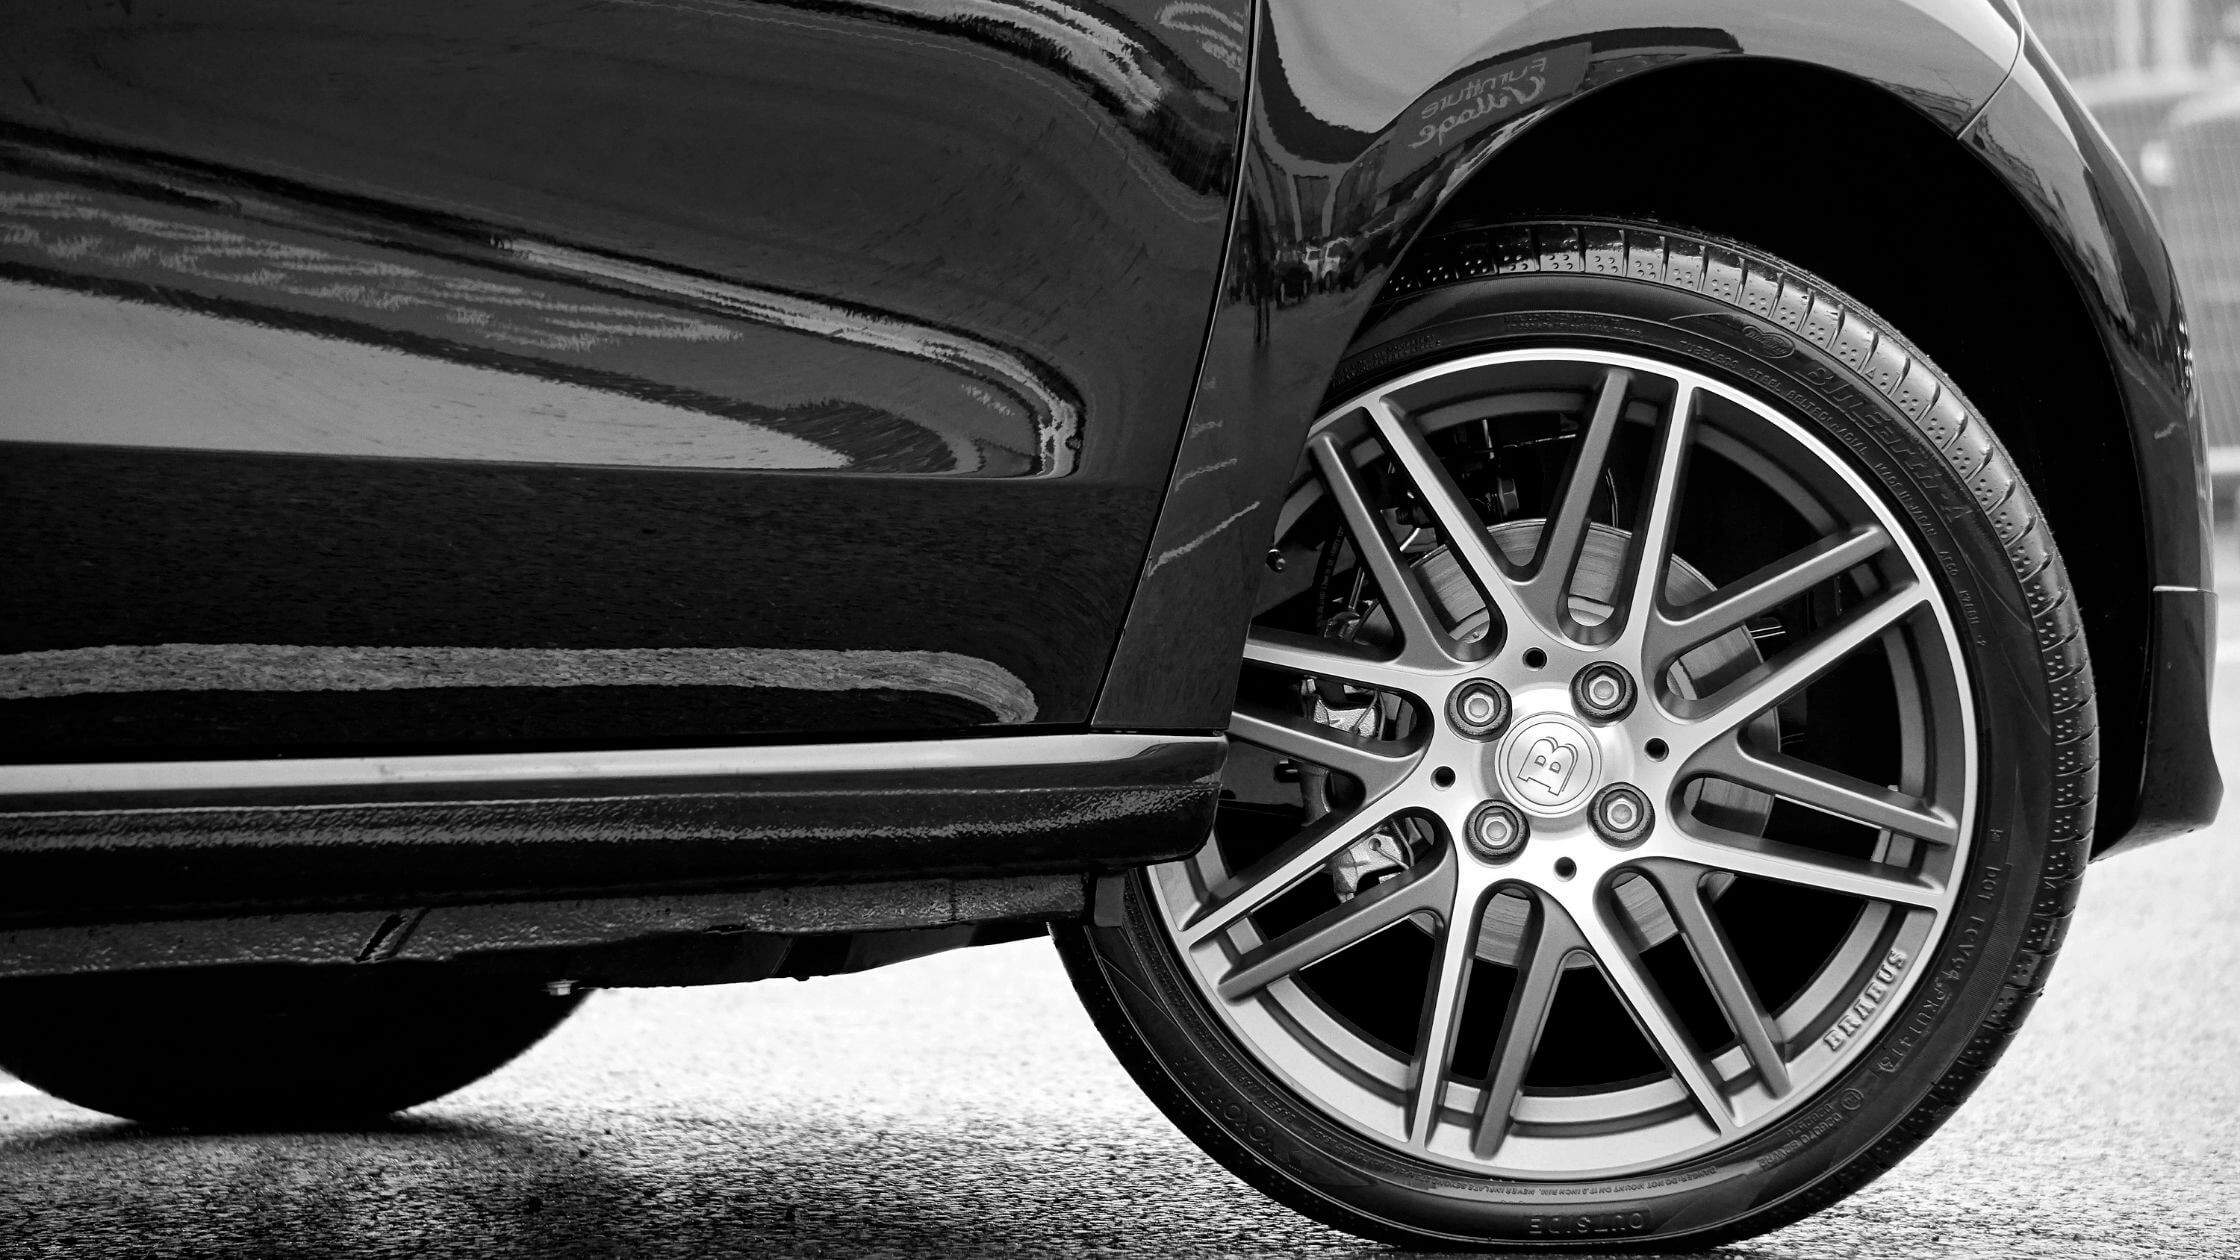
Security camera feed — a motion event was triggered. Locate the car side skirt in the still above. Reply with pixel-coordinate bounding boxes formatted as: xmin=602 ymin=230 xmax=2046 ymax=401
xmin=0 ymin=733 xmax=1224 ymax=928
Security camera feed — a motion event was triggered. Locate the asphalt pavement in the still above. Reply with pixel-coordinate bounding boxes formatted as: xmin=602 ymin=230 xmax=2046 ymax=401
xmin=5 ymin=612 xmax=2238 ymax=1258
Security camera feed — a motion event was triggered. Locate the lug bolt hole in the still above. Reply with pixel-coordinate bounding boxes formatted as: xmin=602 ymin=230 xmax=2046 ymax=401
xmin=1645 ymin=738 xmax=1669 ymax=761
xmin=1554 ymin=857 xmax=1577 ymax=880
xmin=1522 ymin=648 xmax=1548 ymax=670
xmin=1432 ymin=766 xmax=1456 ymax=789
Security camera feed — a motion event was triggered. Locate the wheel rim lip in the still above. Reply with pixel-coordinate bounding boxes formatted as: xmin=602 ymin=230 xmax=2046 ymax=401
xmin=1151 ymin=345 xmax=1980 ymax=1181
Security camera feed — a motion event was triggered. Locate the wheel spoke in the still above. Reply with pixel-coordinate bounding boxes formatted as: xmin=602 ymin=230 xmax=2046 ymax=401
xmin=1572 ymin=893 xmax=1736 ymax=1134
xmin=1307 ymin=433 xmax=1458 ymax=669
xmin=1228 ymin=705 xmax=1417 ymax=798
xmin=1521 ymin=369 xmax=1631 ymax=628
xmin=1241 ymin=626 xmax=1424 ymax=696
xmin=1646 ymin=862 xmax=1790 ymax=1097
xmin=1217 ymin=860 xmax=1451 ymax=1000
xmin=1674 ymin=584 xmax=1929 ymax=743
xmin=1669 ymin=826 xmax=1943 ymax=909
xmin=1471 ymin=896 xmax=1581 ymax=1157
xmin=1180 ymin=806 xmax=1405 ymax=946
xmin=1648 ymin=525 xmax=1891 ymax=668
xmin=1692 ymin=735 xmax=1959 ymax=846
xmin=1609 ymin=383 xmax=1696 ymax=643
xmin=1359 ymin=399 xmax=1534 ymax=645
xmin=1404 ymin=886 xmax=1483 ymax=1147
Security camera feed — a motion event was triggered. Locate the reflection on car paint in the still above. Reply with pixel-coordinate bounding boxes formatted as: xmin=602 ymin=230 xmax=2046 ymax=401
xmin=0 ymin=171 xmax=1075 ymax=476
xmin=3 ymin=281 xmax=854 ymax=471
xmin=0 ymin=643 xmax=1038 ymax=724
xmin=1391 ymin=43 xmax=1591 ymax=168
xmin=1 ymin=0 xmax=1249 ymax=749
xmin=511 ymin=239 xmax=1083 ymax=475
xmin=603 ymin=0 xmax=1244 ymax=191
xmin=1094 ymin=1 xmax=2020 ymax=724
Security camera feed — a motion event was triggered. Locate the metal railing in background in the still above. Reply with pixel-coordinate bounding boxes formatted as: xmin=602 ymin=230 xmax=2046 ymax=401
xmin=2031 ymin=0 xmax=2240 ymax=467
xmin=2159 ymin=85 xmax=2240 ymax=471
xmin=2032 ymin=0 xmax=2146 ymax=78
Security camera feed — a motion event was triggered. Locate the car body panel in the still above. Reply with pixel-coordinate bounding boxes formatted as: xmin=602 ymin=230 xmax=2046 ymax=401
xmin=1092 ymin=0 xmax=2023 ymax=727
xmin=0 ymin=0 xmax=1249 ymax=752
xmin=1088 ymin=2 xmax=2219 ymax=849
xmin=0 ymin=0 xmax=2219 ymax=948
xmin=1959 ymin=33 xmax=2223 ymax=849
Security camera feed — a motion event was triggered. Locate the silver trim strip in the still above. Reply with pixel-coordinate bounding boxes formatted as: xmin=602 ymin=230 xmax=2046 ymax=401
xmin=0 ymin=733 xmax=1221 ymax=800
xmin=0 ymin=643 xmax=1038 ymax=724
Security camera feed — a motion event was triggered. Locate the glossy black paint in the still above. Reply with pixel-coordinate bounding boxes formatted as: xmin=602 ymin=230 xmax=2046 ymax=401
xmin=1093 ymin=0 xmax=2020 ymax=726
xmin=1962 ymin=34 xmax=2222 ymax=850
xmin=2127 ymin=588 xmax=2220 ymax=851
xmin=1089 ymin=1 xmax=2216 ymax=849
xmin=0 ymin=738 xmax=1221 ymax=926
xmin=1 ymin=0 xmax=1249 ymax=751
xmin=1964 ymin=36 xmax=2211 ymax=594
xmin=0 ymin=142 xmax=1084 ymax=476
xmin=2 ymin=442 xmax=1142 ymax=754
xmin=1 ymin=0 xmax=2219 ymax=871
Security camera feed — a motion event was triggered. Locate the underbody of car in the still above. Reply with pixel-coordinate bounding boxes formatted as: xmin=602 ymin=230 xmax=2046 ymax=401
xmin=0 ymin=0 xmax=2222 ymax=1249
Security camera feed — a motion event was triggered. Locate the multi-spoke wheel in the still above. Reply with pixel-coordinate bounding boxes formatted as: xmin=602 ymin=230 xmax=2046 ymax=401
xmin=1059 ymin=222 xmax=2097 ymax=1249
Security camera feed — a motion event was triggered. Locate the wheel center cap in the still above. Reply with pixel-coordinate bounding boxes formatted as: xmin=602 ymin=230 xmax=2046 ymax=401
xmin=1495 ymin=711 xmax=1602 ymax=816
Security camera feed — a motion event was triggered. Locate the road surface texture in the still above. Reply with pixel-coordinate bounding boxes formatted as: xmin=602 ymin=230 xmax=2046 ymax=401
xmin=5 ymin=592 xmax=2239 ymax=1258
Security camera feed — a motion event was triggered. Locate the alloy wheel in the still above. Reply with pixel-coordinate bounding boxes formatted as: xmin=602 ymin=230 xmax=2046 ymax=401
xmin=1149 ymin=347 xmax=1976 ymax=1178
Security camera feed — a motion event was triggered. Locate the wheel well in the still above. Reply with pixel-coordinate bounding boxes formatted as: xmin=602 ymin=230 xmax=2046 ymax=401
xmin=1407 ymin=59 xmax=2149 ymax=841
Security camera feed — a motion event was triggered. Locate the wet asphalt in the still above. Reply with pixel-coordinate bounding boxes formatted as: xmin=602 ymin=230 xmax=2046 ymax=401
xmin=5 ymin=628 xmax=2238 ymax=1259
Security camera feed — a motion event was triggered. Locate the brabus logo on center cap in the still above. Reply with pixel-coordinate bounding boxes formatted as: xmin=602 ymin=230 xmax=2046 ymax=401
xmin=1517 ymin=734 xmax=1580 ymax=797
xmin=1499 ymin=714 xmax=1599 ymax=814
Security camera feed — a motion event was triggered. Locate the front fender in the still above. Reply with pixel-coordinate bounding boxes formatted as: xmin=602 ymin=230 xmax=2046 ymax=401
xmin=1094 ymin=0 xmax=2025 ymax=725
xmin=1963 ymin=34 xmax=2221 ymax=851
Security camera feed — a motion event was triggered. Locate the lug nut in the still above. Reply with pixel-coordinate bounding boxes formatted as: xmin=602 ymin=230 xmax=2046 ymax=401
xmin=1590 ymin=784 xmax=1654 ymax=846
xmin=1465 ymin=800 xmax=1529 ymax=860
xmin=1447 ymin=679 xmax=1512 ymax=739
xmin=1572 ymin=662 xmax=1636 ymax=721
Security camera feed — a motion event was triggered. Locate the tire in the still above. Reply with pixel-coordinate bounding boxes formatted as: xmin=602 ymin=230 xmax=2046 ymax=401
xmin=0 ymin=964 xmax=583 ymax=1128
xmin=1058 ymin=220 xmax=2095 ymax=1249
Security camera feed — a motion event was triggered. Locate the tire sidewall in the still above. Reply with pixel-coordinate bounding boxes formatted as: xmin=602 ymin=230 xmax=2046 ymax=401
xmin=1065 ymin=271 xmax=2065 ymax=1248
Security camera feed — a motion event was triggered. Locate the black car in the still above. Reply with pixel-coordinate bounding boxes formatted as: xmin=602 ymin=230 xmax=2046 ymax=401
xmin=0 ymin=0 xmax=2220 ymax=1249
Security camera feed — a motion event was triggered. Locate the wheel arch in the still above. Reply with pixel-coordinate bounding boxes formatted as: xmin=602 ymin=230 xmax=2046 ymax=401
xmin=1095 ymin=11 xmax=2214 ymax=852
xmin=1385 ymin=57 xmax=2157 ymax=852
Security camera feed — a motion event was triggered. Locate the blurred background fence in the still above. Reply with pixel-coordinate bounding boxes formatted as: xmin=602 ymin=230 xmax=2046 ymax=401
xmin=2030 ymin=0 xmax=2240 ymax=474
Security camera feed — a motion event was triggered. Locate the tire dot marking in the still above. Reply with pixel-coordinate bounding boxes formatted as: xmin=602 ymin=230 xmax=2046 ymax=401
xmin=1803 ymin=294 xmax=1844 ymax=349
xmin=1584 ymin=225 xmax=1625 ymax=274
xmin=1665 ymin=239 xmax=1707 ymax=291
xmin=1773 ymin=278 xmax=1814 ymax=331
xmin=1705 ymin=250 xmax=1744 ymax=302
xmin=1627 ymin=235 xmax=1665 ymax=281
